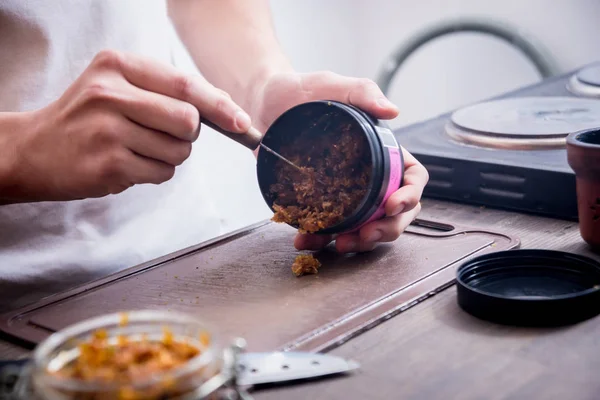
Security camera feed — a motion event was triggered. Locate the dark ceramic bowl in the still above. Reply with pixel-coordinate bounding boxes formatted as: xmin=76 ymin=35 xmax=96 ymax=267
xmin=566 ymin=128 xmax=600 ymax=250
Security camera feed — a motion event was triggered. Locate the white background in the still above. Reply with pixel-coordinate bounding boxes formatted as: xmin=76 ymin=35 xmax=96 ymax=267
xmin=172 ymin=0 xmax=600 ymax=236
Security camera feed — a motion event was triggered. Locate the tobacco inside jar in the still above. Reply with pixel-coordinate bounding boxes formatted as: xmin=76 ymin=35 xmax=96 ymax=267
xmin=31 ymin=310 xmax=221 ymax=400
xmin=257 ymin=100 xmax=404 ymax=236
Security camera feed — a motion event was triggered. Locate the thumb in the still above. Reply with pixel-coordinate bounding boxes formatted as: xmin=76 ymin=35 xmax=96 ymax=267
xmin=347 ymin=79 xmax=399 ymax=120
xmin=298 ymin=72 xmax=399 ymax=120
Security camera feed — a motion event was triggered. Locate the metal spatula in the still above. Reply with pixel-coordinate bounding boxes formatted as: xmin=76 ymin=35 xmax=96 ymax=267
xmin=235 ymin=351 xmax=360 ymax=386
xmin=202 ymin=120 xmax=304 ymax=174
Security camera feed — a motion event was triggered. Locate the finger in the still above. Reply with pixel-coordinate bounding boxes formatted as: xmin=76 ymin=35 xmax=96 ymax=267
xmin=96 ymin=49 xmax=251 ymax=134
xmin=332 ymin=233 xmax=379 ymax=253
xmin=385 ymin=184 xmax=424 ymax=217
xmin=294 ymin=233 xmax=334 ymax=251
xmin=121 ymin=150 xmax=176 ymax=185
xmin=119 ymin=85 xmax=201 ymax=142
xmin=330 ymin=233 xmax=366 ymax=253
xmin=385 ymin=148 xmax=429 ymax=216
xmin=359 ymin=202 xmax=422 ymax=243
xmin=299 ymin=71 xmax=399 ymax=120
xmin=121 ymin=119 xmax=192 ymax=167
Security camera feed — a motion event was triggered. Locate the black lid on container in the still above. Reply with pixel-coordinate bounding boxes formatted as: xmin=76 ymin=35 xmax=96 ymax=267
xmin=456 ymin=249 xmax=600 ymax=327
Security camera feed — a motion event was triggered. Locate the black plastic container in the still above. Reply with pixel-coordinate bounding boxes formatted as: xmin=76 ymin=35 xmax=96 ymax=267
xmin=456 ymin=249 xmax=600 ymax=327
xmin=256 ymin=101 xmax=404 ymax=234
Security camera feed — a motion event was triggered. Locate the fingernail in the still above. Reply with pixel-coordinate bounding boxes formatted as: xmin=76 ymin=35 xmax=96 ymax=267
xmin=366 ymin=230 xmax=382 ymax=243
xmin=234 ymin=110 xmax=251 ymax=131
xmin=377 ymin=97 xmax=397 ymax=110
xmin=391 ymin=202 xmax=405 ymax=216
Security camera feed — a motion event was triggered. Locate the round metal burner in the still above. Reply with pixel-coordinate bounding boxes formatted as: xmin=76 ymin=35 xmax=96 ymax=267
xmin=446 ymin=97 xmax=600 ymax=150
xmin=567 ymin=64 xmax=600 ymax=98
xmin=577 ymin=64 xmax=600 ymax=87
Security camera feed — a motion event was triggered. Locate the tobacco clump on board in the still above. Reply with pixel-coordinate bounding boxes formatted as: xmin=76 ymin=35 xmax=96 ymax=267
xmin=269 ymin=121 xmax=372 ymax=234
xmin=291 ymin=254 xmax=322 ymax=277
xmin=269 ymin=115 xmax=372 ymax=277
xmin=48 ymin=316 xmax=210 ymax=399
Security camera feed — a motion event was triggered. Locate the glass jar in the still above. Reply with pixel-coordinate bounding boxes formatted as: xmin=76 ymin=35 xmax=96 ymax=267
xmin=30 ymin=310 xmax=222 ymax=400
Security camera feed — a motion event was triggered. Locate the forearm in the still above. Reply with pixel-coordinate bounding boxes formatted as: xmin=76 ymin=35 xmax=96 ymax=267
xmin=0 ymin=112 xmax=26 ymax=205
xmin=167 ymin=0 xmax=293 ymax=114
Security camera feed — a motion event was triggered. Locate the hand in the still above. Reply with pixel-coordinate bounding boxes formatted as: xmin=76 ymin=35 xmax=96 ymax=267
xmin=251 ymin=71 xmax=429 ymax=253
xmin=4 ymin=49 xmax=251 ymax=202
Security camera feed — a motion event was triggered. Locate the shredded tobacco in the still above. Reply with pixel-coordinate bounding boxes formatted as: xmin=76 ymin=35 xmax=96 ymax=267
xmin=50 ymin=324 xmax=207 ymax=399
xmin=291 ymin=254 xmax=321 ymax=277
xmin=269 ymin=120 xmax=372 ymax=234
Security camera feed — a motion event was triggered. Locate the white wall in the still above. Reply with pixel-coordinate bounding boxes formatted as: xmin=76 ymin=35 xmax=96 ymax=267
xmin=171 ymin=0 xmax=600 ymax=236
xmin=268 ymin=0 xmax=361 ymax=76
xmin=352 ymin=0 xmax=600 ymax=128
xmin=270 ymin=0 xmax=600 ymax=129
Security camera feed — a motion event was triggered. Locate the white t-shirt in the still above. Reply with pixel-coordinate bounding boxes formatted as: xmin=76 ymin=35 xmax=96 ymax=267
xmin=0 ymin=0 xmax=226 ymax=311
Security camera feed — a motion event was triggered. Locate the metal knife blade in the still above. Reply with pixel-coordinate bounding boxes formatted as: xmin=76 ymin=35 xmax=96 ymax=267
xmin=258 ymin=143 xmax=305 ymax=173
xmin=202 ymin=119 xmax=326 ymax=184
xmin=235 ymin=352 xmax=360 ymax=386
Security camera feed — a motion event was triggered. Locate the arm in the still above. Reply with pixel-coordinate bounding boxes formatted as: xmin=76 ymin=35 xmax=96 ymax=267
xmin=0 ymin=112 xmax=26 ymax=204
xmin=168 ymin=1 xmax=428 ymax=255
xmin=167 ymin=0 xmax=293 ymax=114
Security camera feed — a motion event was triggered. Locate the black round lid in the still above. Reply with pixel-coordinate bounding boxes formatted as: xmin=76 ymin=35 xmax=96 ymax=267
xmin=576 ymin=64 xmax=600 ymax=87
xmin=456 ymin=249 xmax=600 ymax=327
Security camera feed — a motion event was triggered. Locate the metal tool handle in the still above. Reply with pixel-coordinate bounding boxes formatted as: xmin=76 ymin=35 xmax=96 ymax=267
xmin=203 ymin=120 xmax=263 ymax=151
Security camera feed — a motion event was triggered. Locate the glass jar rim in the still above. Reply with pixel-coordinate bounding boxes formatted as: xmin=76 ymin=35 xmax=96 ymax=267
xmin=32 ymin=309 xmax=220 ymax=394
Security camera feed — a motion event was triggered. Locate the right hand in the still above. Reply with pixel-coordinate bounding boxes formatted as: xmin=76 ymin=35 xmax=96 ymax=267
xmin=4 ymin=49 xmax=252 ymax=202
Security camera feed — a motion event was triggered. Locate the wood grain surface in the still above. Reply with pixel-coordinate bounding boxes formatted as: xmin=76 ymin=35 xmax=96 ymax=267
xmin=0 ymin=199 xmax=598 ymax=400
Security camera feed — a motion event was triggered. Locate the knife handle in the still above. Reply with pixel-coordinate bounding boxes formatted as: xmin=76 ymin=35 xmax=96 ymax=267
xmin=202 ymin=120 xmax=263 ymax=151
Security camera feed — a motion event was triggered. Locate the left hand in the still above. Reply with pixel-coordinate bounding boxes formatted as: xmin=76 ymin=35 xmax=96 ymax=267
xmin=250 ymin=71 xmax=429 ymax=253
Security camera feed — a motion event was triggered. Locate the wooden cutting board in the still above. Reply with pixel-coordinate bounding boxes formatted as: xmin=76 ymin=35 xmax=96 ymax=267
xmin=0 ymin=218 xmax=519 ymax=353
